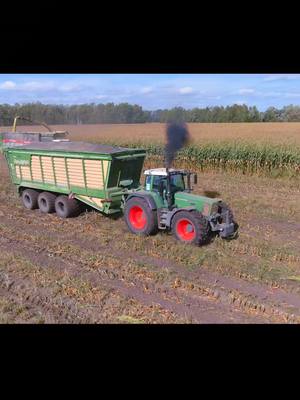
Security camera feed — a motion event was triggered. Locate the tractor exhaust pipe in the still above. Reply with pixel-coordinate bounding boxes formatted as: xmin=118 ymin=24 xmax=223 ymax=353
xmin=166 ymin=167 xmax=172 ymax=210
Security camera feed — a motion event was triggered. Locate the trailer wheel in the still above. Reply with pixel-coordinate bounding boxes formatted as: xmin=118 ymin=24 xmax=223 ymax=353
xmin=171 ymin=211 xmax=210 ymax=246
xmin=55 ymin=195 xmax=81 ymax=218
xmin=124 ymin=197 xmax=158 ymax=235
xmin=21 ymin=189 xmax=39 ymax=210
xmin=38 ymin=192 xmax=57 ymax=213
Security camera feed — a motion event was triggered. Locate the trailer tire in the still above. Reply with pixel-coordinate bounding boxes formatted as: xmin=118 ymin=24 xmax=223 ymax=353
xmin=55 ymin=195 xmax=81 ymax=218
xmin=21 ymin=189 xmax=39 ymax=210
xmin=124 ymin=197 xmax=158 ymax=236
xmin=38 ymin=192 xmax=57 ymax=213
xmin=171 ymin=210 xmax=210 ymax=246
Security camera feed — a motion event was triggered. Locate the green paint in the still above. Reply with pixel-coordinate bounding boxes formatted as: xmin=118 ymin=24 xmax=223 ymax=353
xmin=174 ymin=192 xmax=220 ymax=213
xmin=4 ymin=144 xmax=146 ymax=215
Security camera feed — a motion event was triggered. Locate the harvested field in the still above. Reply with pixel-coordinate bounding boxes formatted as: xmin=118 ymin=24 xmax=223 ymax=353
xmin=1 ymin=138 xmax=300 ymax=323
xmin=2 ymin=122 xmax=300 ymax=145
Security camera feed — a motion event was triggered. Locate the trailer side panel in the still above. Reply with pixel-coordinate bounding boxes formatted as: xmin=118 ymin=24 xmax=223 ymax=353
xmin=4 ymin=143 xmax=146 ymax=214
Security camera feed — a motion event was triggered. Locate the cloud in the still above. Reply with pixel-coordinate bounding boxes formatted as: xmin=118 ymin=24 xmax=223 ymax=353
xmin=22 ymin=81 xmax=55 ymax=91
xmin=238 ymin=88 xmax=255 ymax=94
xmin=0 ymin=79 xmax=84 ymax=93
xmin=0 ymin=81 xmax=17 ymax=89
xmin=0 ymin=80 xmax=56 ymax=92
xmin=284 ymin=92 xmax=300 ymax=98
xmin=235 ymin=100 xmax=248 ymax=105
xmin=178 ymin=86 xmax=193 ymax=95
xmin=140 ymin=86 xmax=153 ymax=94
xmin=263 ymin=74 xmax=300 ymax=82
xmin=59 ymin=83 xmax=83 ymax=92
xmin=260 ymin=91 xmax=283 ymax=97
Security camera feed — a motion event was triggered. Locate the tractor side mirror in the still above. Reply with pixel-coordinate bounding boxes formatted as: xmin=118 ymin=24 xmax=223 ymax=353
xmin=194 ymin=174 xmax=198 ymax=185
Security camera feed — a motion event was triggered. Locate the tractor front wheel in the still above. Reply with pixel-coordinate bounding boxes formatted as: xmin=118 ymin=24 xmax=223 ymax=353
xmin=171 ymin=211 xmax=210 ymax=246
xmin=124 ymin=197 xmax=158 ymax=236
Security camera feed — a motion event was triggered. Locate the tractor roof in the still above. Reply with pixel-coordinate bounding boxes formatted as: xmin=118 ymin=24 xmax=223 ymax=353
xmin=144 ymin=168 xmax=187 ymax=176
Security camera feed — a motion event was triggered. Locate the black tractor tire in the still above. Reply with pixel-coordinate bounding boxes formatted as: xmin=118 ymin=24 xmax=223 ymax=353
xmin=124 ymin=197 xmax=158 ymax=236
xmin=38 ymin=192 xmax=57 ymax=213
xmin=171 ymin=210 xmax=210 ymax=246
xmin=217 ymin=201 xmax=239 ymax=239
xmin=21 ymin=189 xmax=39 ymax=210
xmin=55 ymin=195 xmax=81 ymax=218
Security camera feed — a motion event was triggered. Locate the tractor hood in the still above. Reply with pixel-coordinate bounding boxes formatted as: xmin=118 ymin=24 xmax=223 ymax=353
xmin=174 ymin=192 xmax=221 ymax=216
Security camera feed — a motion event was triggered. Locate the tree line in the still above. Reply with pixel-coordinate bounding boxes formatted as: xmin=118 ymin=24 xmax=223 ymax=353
xmin=1 ymin=102 xmax=300 ymax=125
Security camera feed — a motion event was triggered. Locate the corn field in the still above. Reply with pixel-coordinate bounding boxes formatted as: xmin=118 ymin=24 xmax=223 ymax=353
xmin=105 ymin=140 xmax=300 ymax=176
xmin=3 ymin=123 xmax=299 ymax=177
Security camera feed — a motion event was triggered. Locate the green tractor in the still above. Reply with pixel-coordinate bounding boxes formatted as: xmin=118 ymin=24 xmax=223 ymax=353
xmin=123 ymin=167 xmax=238 ymax=245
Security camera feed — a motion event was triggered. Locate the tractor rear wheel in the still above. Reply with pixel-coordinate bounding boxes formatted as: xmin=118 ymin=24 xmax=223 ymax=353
xmin=124 ymin=197 xmax=158 ymax=235
xmin=21 ymin=189 xmax=39 ymax=210
xmin=38 ymin=192 xmax=56 ymax=213
xmin=171 ymin=211 xmax=210 ymax=246
xmin=55 ymin=195 xmax=81 ymax=218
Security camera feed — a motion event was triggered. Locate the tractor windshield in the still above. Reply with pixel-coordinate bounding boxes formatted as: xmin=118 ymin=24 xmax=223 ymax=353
xmin=150 ymin=173 xmax=185 ymax=193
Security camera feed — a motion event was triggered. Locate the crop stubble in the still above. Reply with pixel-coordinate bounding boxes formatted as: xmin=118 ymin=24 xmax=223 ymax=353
xmin=1 ymin=137 xmax=300 ymax=322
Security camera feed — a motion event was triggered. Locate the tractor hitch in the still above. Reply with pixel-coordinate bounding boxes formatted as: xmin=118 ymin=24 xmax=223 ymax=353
xmin=208 ymin=210 xmax=237 ymax=238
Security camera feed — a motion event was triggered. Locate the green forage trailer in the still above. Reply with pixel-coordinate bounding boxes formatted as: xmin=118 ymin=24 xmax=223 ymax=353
xmin=4 ymin=141 xmax=146 ymax=215
xmin=4 ymin=141 xmax=238 ymax=246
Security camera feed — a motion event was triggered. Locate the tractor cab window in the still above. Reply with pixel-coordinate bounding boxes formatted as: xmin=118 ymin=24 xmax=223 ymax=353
xmin=152 ymin=174 xmax=185 ymax=193
xmin=170 ymin=174 xmax=185 ymax=191
xmin=145 ymin=175 xmax=152 ymax=190
xmin=146 ymin=173 xmax=185 ymax=193
xmin=152 ymin=175 xmax=167 ymax=192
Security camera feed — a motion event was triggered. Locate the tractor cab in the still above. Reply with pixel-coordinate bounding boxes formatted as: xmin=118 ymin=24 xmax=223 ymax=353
xmin=144 ymin=168 xmax=197 ymax=192
xmin=144 ymin=168 xmax=197 ymax=206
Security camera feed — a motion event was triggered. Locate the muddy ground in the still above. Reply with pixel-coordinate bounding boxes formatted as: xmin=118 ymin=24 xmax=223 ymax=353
xmin=1 ymin=154 xmax=300 ymax=323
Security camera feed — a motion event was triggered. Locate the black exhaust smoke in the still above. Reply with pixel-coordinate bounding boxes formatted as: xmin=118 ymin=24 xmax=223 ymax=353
xmin=164 ymin=121 xmax=190 ymax=168
xmin=164 ymin=119 xmax=190 ymax=210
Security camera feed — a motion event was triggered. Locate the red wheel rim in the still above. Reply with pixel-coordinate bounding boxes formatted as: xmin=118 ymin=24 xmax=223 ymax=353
xmin=176 ymin=219 xmax=196 ymax=241
xmin=129 ymin=206 xmax=147 ymax=229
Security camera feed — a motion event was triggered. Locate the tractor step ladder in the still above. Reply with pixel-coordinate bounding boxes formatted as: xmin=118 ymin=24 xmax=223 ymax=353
xmin=158 ymin=209 xmax=168 ymax=230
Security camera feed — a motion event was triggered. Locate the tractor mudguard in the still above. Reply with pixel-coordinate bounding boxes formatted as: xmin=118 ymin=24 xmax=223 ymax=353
xmin=165 ymin=206 xmax=196 ymax=228
xmin=126 ymin=193 xmax=157 ymax=210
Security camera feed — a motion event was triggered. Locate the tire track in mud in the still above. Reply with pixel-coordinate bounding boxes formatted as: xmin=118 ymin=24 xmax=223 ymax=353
xmin=0 ymin=255 xmax=124 ymax=323
xmin=0 ymin=251 xmax=181 ymax=324
xmin=0 ymin=234 xmax=269 ymax=323
xmin=0 ymin=281 xmax=93 ymax=324
xmin=0 ymin=211 xmax=299 ymax=322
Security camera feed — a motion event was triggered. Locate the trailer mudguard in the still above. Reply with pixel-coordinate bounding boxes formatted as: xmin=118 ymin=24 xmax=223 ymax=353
xmin=126 ymin=193 xmax=157 ymax=210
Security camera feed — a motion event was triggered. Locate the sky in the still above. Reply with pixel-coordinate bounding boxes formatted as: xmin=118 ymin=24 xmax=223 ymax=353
xmin=1 ymin=74 xmax=300 ymax=111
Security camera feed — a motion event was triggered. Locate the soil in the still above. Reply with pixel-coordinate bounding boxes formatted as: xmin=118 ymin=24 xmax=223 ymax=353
xmin=1 ymin=154 xmax=300 ymax=323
